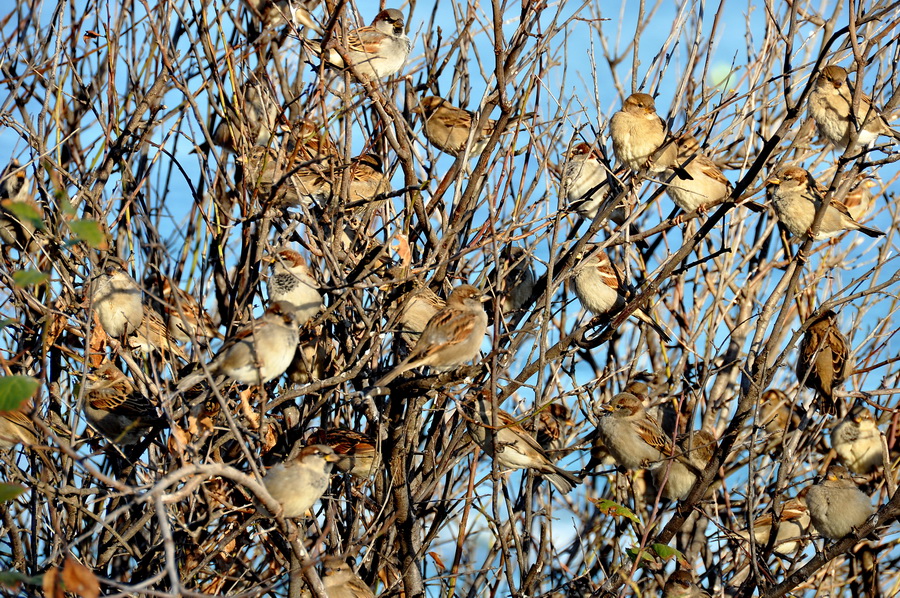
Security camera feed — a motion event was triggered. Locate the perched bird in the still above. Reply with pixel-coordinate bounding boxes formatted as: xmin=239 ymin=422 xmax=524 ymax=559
xmin=609 ymin=93 xmax=677 ymax=173
xmin=766 ymin=166 xmax=884 ymax=240
xmin=286 ymin=332 xmax=330 ymax=385
xmin=210 ymin=80 xmax=280 ymax=154
xmin=572 ymin=249 xmax=671 ymax=341
xmin=90 ymin=258 xmax=144 ymax=338
xmin=266 ymin=249 xmax=323 ymax=326
xmin=322 ymin=559 xmax=376 ymax=598
xmin=83 ymin=362 xmax=161 ymax=445
xmin=262 ymin=444 xmax=340 ymax=518
xmin=735 ymin=497 xmax=811 ymax=556
xmin=240 ymin=0 xmax=320 ymax=31
xmin=0 ymin=158 xmax=44 ymax=254
xmin=0 ymin=407 xmax=38 ymax=448
xmin=396 ymin=279 xmax=446 ymax=349
xmin=156 ymin=276 xmax=220 ymax=344
xmin=328 ymin=154 xmax=392 ymax=223
xmin=842 ymin=173 xmax=879 ymax=222
xmin=665 ymin=134 xmax=732 ymax=214
xmin=127 ymin=308 xmax=190 ymax=362
xmin=832 ymin=405 xmax=883 ymax=474
xmin=320 ymin=9 xmax=411 ymax=81
xmin=530 ymin=403 xmax=575 ymax=451
xmin=596 ymin=392 xmax=671 ymax=470
xmin=662 ymin=570 xmax=710 ymax=598
xmin=465 ymin=391 xmax=582 ymax=493
xmin=374 ymin=285 xmax=488 ymax=387
xmin=653 ymin=429 xmax=716 ymax=501
xmin=487 ymin=245 xmax=536 ymax=321
xmin=807 ymin=64 xmax=894 ymax=150
xmin=307 ymin=429 xmax=378 ymax=478
xmin=562 ymin=142 xmax=612 ymax=218
xmin=796 ymin=310 xmax=850 ymax=416
xmin=412 ymin=96 xmax=514 ymax=155
xmin=239 ymin=144 xmax=329 ymax=207
xmin=806 ymin=463 xmax=875 ymax=540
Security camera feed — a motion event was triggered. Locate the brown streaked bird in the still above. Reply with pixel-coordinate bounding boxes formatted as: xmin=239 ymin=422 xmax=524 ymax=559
xmin=842 ymin=173 xmax=879 ymax=222
xmin=396 ymin=279 xmax=446 ymax=349
xmin=596 ymin=392 xmax=672 ymax=470
xmin=487 ymin=245 xmax=536 ymax=321
xmin=210 ymin=80 xmax=280 ymax=154
xmin=766 ymin=166 xmax=884 ymax=240
xmin=662 ymin=569 xmax=711 ymax=598
xmin=465 ymin=391 xmax=582 ymax=493
xmin=307 ymin=428 xmax=378 ymax=479
xmin=735 ymin=497 xmax=810 ymax=556
xmin=83 ymin=362 xmax=161 ymax=445
xmin=319 ymin=9 xmax=411 ymax=81
xmin=807 ymin=64 xmax=895 ymax=149
xmin=831 ymin=405 xmax=883 ymax=474
xmin=0 ymin=405 xmax=38 ymax=448
xmin=266 ymin=249 xmax=323 ymax=326
xmin=240 ymin=0 xmax=320 ymax=31
xmin=609 ymin=93 xmax=678 ymax=173
xmin=239 ymin=144 xmax=329 ymax=207
xmin=157 ymin=276 xmax=220 ymax=344
xmin=665 ymin=134 xmax=732 ymax=214
xmin=562 ymin=142 xmax=612 ymax=218
xmin=0 ymin=158 xmax=44 ymax=254
xmin=374 ymin=285 xmax=488 ymax=387
xmin=322 ymin=558 xmax=376 ymax=598
xmin=572 ymin=249 xmax=671 ymax=342
xmin=653 ymin=429 xmax=716 ymax=501
xmin=796 ymin=309 xmax=850 ymax=416
xmin=806 ymin=463 xmax=874 ymax=539
xmin=412 ymin=96 xmax=523 ymax=156
xmin=530 ymin=403 xmax=575 ymax=451
xmin=127 ymin=308 xmax=190 ymax=362
xmin=262 ymin=444 xmax=340 ymax=518
xmin=90 ymin=257 xmax=144 ymax=339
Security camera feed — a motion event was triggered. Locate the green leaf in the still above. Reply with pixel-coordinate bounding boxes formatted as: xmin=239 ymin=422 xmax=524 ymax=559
xmin=0 ymin=569 xmax=42 ymax=589
xmin=0 ymin=376 xmax=39 ymax=410
xmin=625 ymin=546 xmax=655 ymax=565
xmin=4 ymin=201 xmax=44 ymax=230
xmin=69 ymin=219 xmax=108 ymax=249
xmin=593 ymin=499 xmax=642 ymax=525
xmin=12 ymin=269 xmax=49 ymax=287
xmin=651 ymin=543 xmax=687 ymax=566
xmin=0 ymin=483 xmax=27 ymax=502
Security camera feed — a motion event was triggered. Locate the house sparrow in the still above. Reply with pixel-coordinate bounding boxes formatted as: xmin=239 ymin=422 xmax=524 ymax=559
xmin=374 ymin=285 xmax=488 ymax=387
xmin=266 ymin=249 xmax=323 ymax=326
xmin=331 ymin=154 xmax=392 ymax=220
xmin=239 ymin=144 xmax=329 ymax=207
xmin=609 ymin=93 xmax=677 ymax=173
xmin=127 ymin=308 xmax=190 ymax=362
xmin=766 ymin=166 xmax=884 ymax=240
xmin=806 ymin=463 xmax=875 ymax=539
xmin=322 ymin=559 xmax=375 ymax=598
xmin=262 ymin=444 xmax=340 ymax=518
xmin=561 ymin=142 xmax=612 ymax=218
xmin=653 ymin=429 xmax=716 ymax=501
xmin=321 ymin=9 xmax=411 ymax=81
xmin=662 ymin=570 xmax=710 ymax=598
xmin=487 ymin=245 xmax=536 ymax=321
xmin=286 ymin=331 xmax=330 ymax=385
xmin=664 ymin=134 xmax=732 ymax=214
xmin=572 ymin=249 xmax=671 ymax=342
xmin=90 ymin=258 xmax=144 ymax=338
xmin=0 ymin=158 xmax=43 ymax=254
xmin=807 ymin=64 xmax=894 ymax=149
xmin=530 ymin=403 xmax=575 ymax=451
xmin=157 ymin=276 xmax=220 ymax=343
xmin=307 ymin=429 xmax=378 ymax=478
xmin=0 ymin=407 xmax=38 ymax=448
xmin=843 ymin=174 xmax=879 ymax=222
xmin=412 ymin=96 xmax=517 ymax=155
xmin=832 ymin=405 xmax=883 ymax=474
xmin=465 ymin=391 xmax=582 ymax=493
xmin=735 ymin=497 xmax=810 ymax=556
xmin=796 ymin=309 xmax=850 ymax=416
xmin=396 ymin=279 xmax=446 ymax=349
xmin=83 ymin=362 xmax=161 ymax=445
xmin=241 ymin=0 xmax=319 ymax=31
xmin=210 ymin=80 xmax=279 ymax=154
xmin=596 ymin=392 xmax=671 ymax=470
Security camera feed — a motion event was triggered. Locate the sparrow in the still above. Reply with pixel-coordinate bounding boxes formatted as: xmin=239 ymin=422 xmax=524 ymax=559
xmin=374 ymin=285 xmax=488 ymax=387
xmin=805 ymin=463 xmax=875 ymax=540
xmin=307 ymin=429 xmax=378 ymax=478
xmin=412 ymin=96 xmax=523 ymax=155
xmin=127 ymin=308 xmax=190 ymax=362
xmin=320 ymin=9 xmax=411 ymax=81
xmin=210 ymin=81 xmax=279 ymax=154
xmin=653 ymin=429 xmax=716 ymax=501
xmin=595 ymin=392 xmax=671 ymax=470
xmin=286 ymin=332 xmax=330 ymax=385
xmin=465 ymin=391 xmax=582 ymax=493
xmin=608 ymin=93 xmax=678 ymax=173
xmin=262 ymin=444 xmax=340 ymax=518
xmin=561 ymin=142 xmax=612 ymax=218
xmin=572 ymin=249 xmax=671 ymax=342
xmin=240 ymin=0 xmax=319 ymax=31
xmin=796 ymin=309 xmax=850 ymax=416
xmin=396 ymin=279 xmax=446 ymax=349
xmin=842 ymin=173 xmax=879 ymax=222
xmin=322 ymin=559 xmax=375 ymax=598
xmin=0 ymin=158 xmax=43 ymax=254
xmin=487 ymin=245 xmax=536 ymax=321
xmin=831 ymin=405 xmax=883 ymax=474
xmin=239 ymin=144 xmax=329 ymax=207
xmin=156 ymin=276 xmax=220 ymax=343
xmin=664 ymin=134 xmax=732 ymax=214
xmin=266 ymin=249 xmax=323 ymax=326
xmin=735 ymin=497 xmax=811 ymax=556
xmin=529 ymin=403 xmax=575 ymax=451
xmin=766 ymin=166 xmax=884 ymax=240
xmin=330 ymin=154 xmax=392 ymax=220
xmin=662 ymin=570 xmax=710 ymax=598
xmin=90 ymin=258 xmax=144 ymax=338
xmin=0 ymin=407 xmax=38 ymax=448
xmin=807 ymin=64 xmax=895 ymax=149
xmin=83 ymin=362 xmax=161 ymax=445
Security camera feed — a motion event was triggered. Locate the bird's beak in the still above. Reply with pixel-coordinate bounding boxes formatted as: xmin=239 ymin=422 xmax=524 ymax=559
xmin=410 ymin=105 xmax=423 ymax=115
xmin=324 ymin=453 xmax=343 ymax=463
xmin=480 ymin=294 xmax=491 ymax=303
xmin=766 ymin=176 xmax=780 ymax=186
xmin=600 ymin=403 xmax=614 ymax=414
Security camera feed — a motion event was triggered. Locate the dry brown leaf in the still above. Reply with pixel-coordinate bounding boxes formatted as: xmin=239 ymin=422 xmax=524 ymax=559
xmin=42 ymin=566 xmax=62 ymax=598
xmin=61 ymin=556 xmax=99 ymax=598
xmin=428 ymin=551 xmax=445 ymax=570
xmin=167 ymin=423 xmax=190 ymax=459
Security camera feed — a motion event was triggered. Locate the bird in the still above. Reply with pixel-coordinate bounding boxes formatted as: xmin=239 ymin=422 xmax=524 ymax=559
xmin=210 ymin=80 xmax=280 ymax=154
xmin=0 ymin=158 xmax=44 ymax=254
xmin=735 ymin=497 xmax=811 ymax=556
xmin=842 ymin=173 xmax=879 ymax=222
xmin=595 ymin=391 xmax=671 ymax=470
xmin=373 ymin=285 xmax=488 ymax=387
xmin=262 ymin=444 xmax=340 ymax=518
xmin=240 ymin=0 xmax=320 ymax=31
xmin=653 ymin=429 xmax=716 ymax=501
xmin=156 ymin=276 xmax=220 ymax=344
xmin=796 ymin=309 xmax=850 ymax=416
xmin=464 ymin=391 xmax=582 ymax=493
xmin=319 ymin=9 xmax=411 ymax=81
xmin=322 ymin=558 xmax=376 ymax=598
xmin=395 ymin=279 xmax=446 ymax=349
xmin=608 ymin=93 xmax=678 ymax=173
xmin=307 ymin=429 xmax=378 ymax=478
xmin=486 ymin=245 xmax=536 ymax=321
xmin=412 ymin=96 xmax=514 ymax=155
xmin=662 ymin=570 xmax=711 ymax=598
xmin=572 ymin=248 xmax=671 ymax=341
xmin=238 ymin=144 xmax=330 ymax=207
xmin=805 ymin=463 xmax=875 ymax=540
xmin=127 ymin=308 xmax=190 ymax=362
xmin=766 ymin=166 xmax=884 ymax=240
xmin=562 ymin=142 xmax=612 ymax=218
xmin=90 ymin=257 xmax=144 ymax=338
xmin=266 ymin=249 xmax=323 ymax=326
xmin=0 ymin=407 xmax=38 ymax=448
xmin=529 ymin=403 xmax=575 ymax=451
xmin=83 ymin=362 xmax=161 ymax=445
xmin=807 ymin=64 xmax=895 ymax=150
xmin=831 ymin=405 xmax=883 ymax=474
xmin=664 ymin=134 xmax=732 ymax=214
